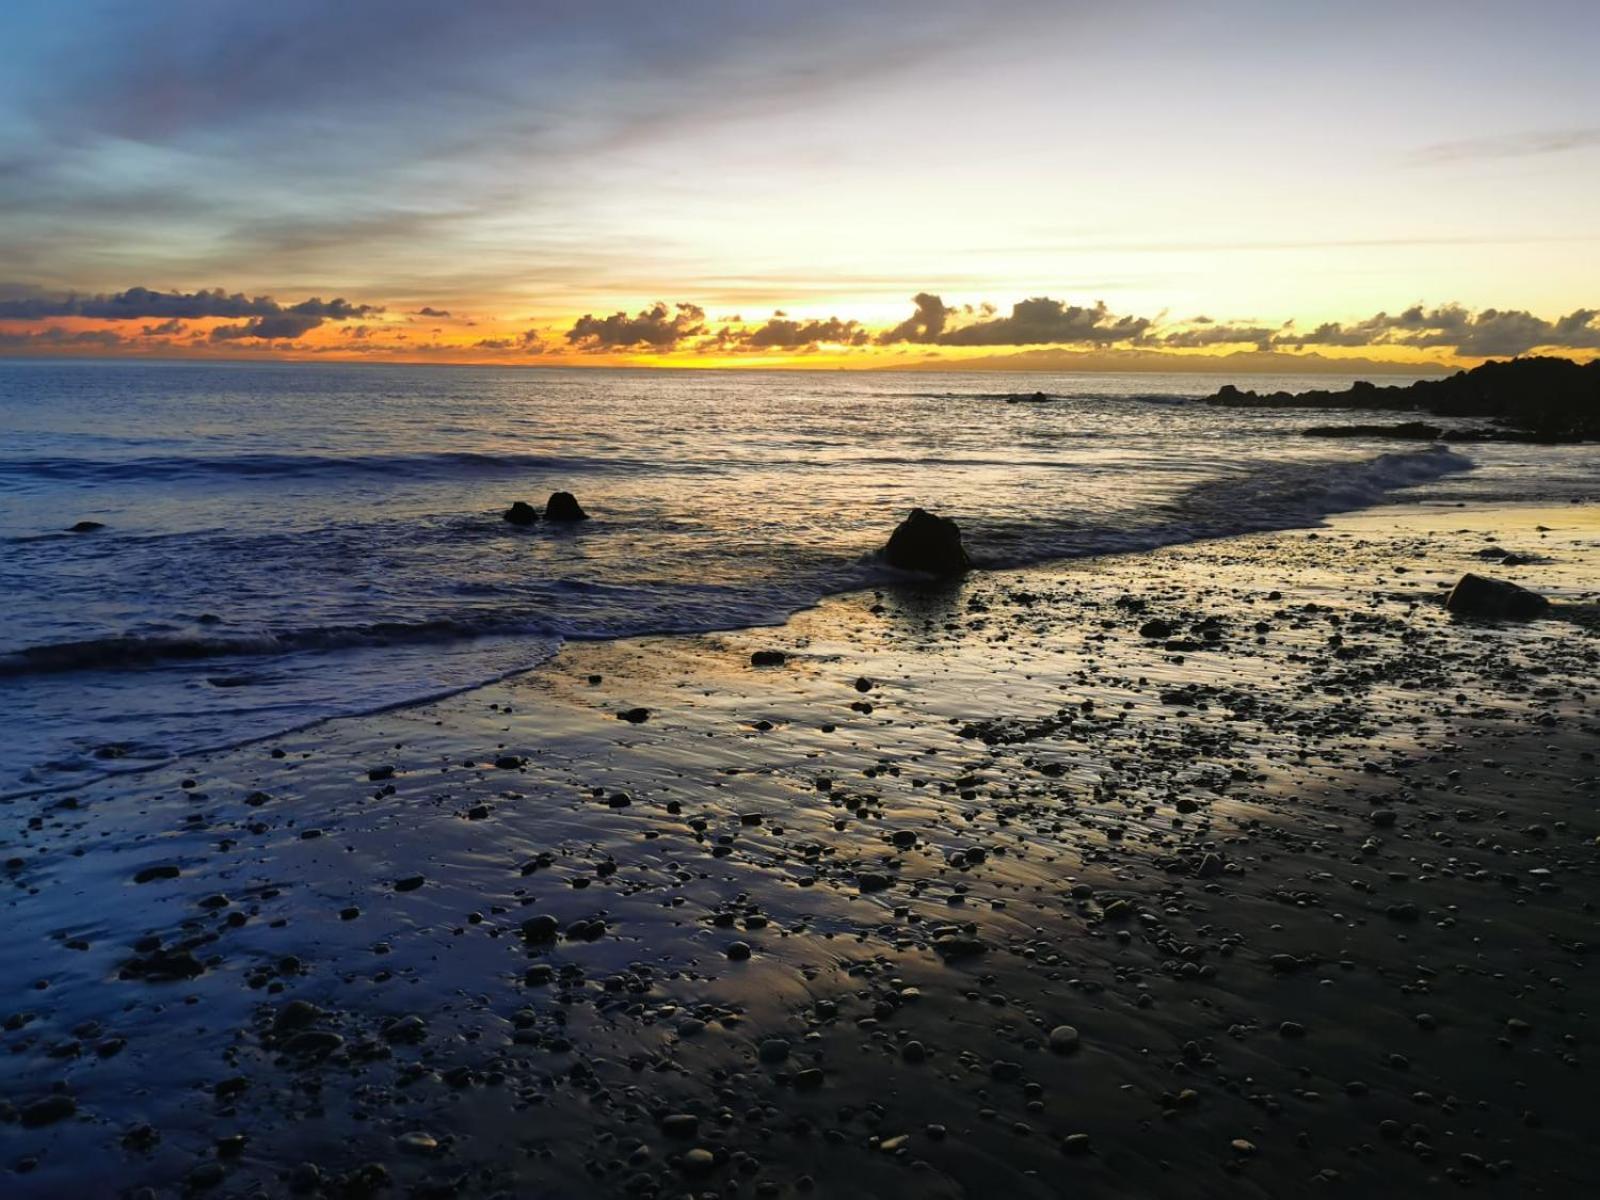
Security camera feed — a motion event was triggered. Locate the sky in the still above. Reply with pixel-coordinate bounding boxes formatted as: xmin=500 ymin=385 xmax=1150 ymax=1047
xmin=1 ymin=0 xmax=1598 ymax=370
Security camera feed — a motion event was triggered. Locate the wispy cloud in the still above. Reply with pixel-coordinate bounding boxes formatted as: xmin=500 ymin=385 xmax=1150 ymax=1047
xmin=1410 ymin=126 xmax=1600 ymax=165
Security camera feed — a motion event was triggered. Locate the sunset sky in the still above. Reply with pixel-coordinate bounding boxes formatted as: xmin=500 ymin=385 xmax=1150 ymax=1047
xmin=2 ymin=0 xmax=1598 ymax=369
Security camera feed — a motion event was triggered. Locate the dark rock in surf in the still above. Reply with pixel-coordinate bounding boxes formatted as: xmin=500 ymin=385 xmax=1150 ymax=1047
xmin=1301 ymin=421 xmax=1444 ymax=440
xmin=1444 ymin=573 xmax=1549 ymax=621
xmin=544 ymin=491 xmax=588 ymax=521
xmin=67 ymin=521 xmax=105 ymax=533
xmin=881 ymin=508 xmax=971 ymax=577
xmin=750 ymin=649 xmax=787 ymax=667
xmin=503 ymin=501 xmax=538 ymax=526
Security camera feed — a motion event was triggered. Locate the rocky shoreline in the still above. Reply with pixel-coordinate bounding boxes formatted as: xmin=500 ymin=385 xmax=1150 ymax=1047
xmin=1 ymin=502 xmax=1597 ymax=1199
xmin=1207 ymin=356 xmax=1600 ymax=443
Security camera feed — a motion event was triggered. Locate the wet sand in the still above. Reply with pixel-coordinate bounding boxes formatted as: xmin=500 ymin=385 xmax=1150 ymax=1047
xmin=2 ymin=501 xmax=1598 ymax=1199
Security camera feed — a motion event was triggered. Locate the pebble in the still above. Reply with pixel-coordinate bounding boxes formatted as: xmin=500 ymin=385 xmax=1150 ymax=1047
xmin=661 ymin=1114 xmax=699 ymax=1139
xmin=20 ymin=1095 xmax=76 ymax=1127
xmin=757 ymin=1038 xmax=791 ymax=1063
xmin=1048 ymin=1025 xmax=1081 ymax=1054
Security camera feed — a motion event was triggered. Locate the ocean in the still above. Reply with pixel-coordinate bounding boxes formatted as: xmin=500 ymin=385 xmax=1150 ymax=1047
xmin=2 ymin=358 xmax=1593 ymax=796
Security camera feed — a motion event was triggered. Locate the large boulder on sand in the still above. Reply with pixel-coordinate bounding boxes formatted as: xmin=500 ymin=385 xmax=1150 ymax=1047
xmin=1444 ymin=573 xmax=1549 ymax=620
xmin=503 ymin=501 xmax=538 ymax=526
xmin=544 ymin=491 xmax=589 ymax=522
xmin=881 ymin=508 xmax=970 ymax=576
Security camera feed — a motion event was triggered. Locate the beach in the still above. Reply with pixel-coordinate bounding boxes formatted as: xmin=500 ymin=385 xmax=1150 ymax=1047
xmin=3 ymin=499 xmax=1596 ymax=1199
xmin=7 ymin=7 xmax=1600 ymax=1197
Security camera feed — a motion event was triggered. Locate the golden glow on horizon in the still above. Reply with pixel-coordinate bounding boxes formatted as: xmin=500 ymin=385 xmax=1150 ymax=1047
xmin=4 ymin=310 xmax=1568 ymax=372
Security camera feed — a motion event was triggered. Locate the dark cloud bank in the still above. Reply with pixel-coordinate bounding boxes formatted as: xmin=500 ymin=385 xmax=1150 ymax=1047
xmin=0 ymin=287 xmax=381 ymax=341
xmin=550 ymin=294 xmax=1600 ymax=359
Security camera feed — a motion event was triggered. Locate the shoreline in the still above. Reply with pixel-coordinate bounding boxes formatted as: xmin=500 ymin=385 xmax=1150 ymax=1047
xmin=2 ymin=499 xmax=1597 ymax=1198
xmin=4 ymin=447 xmax=1494 ymax=803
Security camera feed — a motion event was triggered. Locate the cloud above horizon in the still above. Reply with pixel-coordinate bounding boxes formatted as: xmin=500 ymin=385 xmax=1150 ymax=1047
xmin=566 ymin=303 xmax=707 ymax=350
xmin=878 ymin=295 xmax=1151 ymax=347
xmin=0 ymin=286 xmax=380 ymax=323
xmin=1277 ymin=304 xmax=1600 ymax=357
xmin=1410 ymin=126 xmax=1600 ymax=165
xmin=708 ymin=314 xmax=869 ymax=352
xmin=4 ymin=282 xmax=1600 ymax=363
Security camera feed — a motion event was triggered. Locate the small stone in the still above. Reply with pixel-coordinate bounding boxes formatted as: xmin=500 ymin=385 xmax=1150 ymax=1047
xmin=933 ymin=934 xmax=985 ymax=960
xmin=382 ymin=1015 xmax=427 ymax=1043
xmin=20 ymin=1095 xmax=76 ymax=1127
xmin=187 ymin=1162 xmax=225 ymax=1190
xmin=282 ymin=1030 xmax=344 ymax=1058
xmin=273 ymin=1000 xmax=323 ymax=1032
xmin=725 ymin=941 xmax=752 ymax=961
xmin=397 ymin=1131 xmax=440 ymax=1156
xmin=521 ymin=914 xmax=560 ymax=942
xmin=758 ymin=1038 xmax=790 ymax=1064
xmin=661 ymin=1114 xmax=699 ymax=1139
xmin=679 ymin=1148 xmax=717 ymax=1175
xmin=290 ymin=1163 xmax=322 ymax=1194
xmin=1048 ymin=1025 xmax=1080 ymax=1054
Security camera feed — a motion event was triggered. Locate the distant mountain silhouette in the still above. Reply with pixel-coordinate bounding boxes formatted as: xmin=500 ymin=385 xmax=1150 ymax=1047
xmin=1205 ymin=356 xmax=1599 ymax=441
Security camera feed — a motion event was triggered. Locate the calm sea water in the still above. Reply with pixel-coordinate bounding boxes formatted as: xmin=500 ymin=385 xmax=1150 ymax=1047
xmin=2 ymin=359 xmax=1594 ymax=795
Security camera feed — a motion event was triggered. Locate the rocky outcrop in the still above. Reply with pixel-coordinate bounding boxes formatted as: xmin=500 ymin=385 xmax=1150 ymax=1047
xmin=502 ymin=501 xmax=538 ymax=526
xmin=881 ymin=508 xmax=971 ymax=576
xmin=544 ymin=491 xmax=588 ymax=522
xmin=1444 ymin=573 xmax=1550 ymax=620
xmin=1207 ymin=356 xmax=1600 ymax=442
